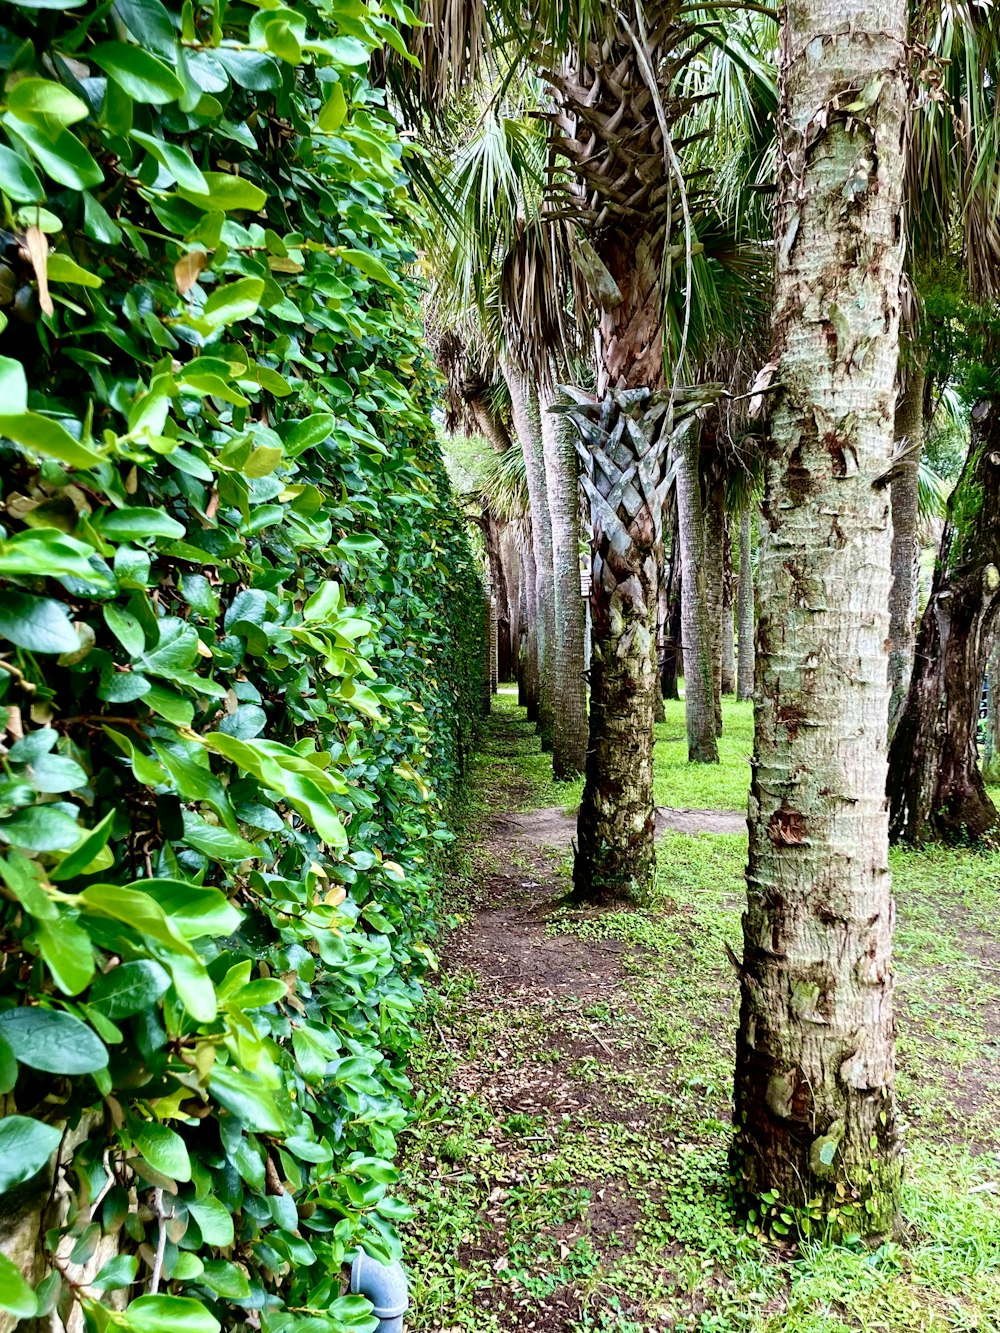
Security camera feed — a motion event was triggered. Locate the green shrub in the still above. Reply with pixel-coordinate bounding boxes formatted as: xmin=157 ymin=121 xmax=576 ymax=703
xmin=0 ymin=4 xmax=484 ymax=1332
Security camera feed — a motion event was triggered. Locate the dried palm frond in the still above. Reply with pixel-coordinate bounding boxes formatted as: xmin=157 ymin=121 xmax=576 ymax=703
xmin=908 ymin=0 xmax=1000 ymax=299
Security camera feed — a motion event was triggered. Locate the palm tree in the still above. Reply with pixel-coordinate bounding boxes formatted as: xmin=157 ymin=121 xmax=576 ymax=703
xmin=887 ymin=2 xmax=1000 ymax=837
xmin=414 ymin=0 xmax=778 ymax=892
xmin=424 ymin=93 xmax=589 ymax=776
xmin=731 ymin=0 xmax=908 ymax=1236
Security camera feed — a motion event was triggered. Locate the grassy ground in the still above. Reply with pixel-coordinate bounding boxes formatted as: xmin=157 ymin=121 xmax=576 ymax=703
xmin=399 ymin=690 xmax=1000 ymax=1332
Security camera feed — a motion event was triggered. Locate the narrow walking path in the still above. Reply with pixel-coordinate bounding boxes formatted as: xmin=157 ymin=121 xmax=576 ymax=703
xmin=399 ymin=690 xmax=1000 ymax=1333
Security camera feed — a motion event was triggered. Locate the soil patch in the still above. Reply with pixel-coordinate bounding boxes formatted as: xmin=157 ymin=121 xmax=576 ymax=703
xmin=504 ymin=805 xmax=746 ymax=853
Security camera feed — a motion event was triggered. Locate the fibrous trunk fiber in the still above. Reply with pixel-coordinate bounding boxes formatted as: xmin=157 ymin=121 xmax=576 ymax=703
xmin=560 ymin=386 xmax=671 ymax=905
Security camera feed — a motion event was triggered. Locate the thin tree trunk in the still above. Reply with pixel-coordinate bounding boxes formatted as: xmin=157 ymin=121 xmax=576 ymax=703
xmin=675 ymin=422 xmax=720 ymax=764
xmin=518 ymin=536 xmax=540 ymax=719
xmin=888 ymin=401 xmax=1000 ymax=843
xmin=736 ymin=508 xmax=755 ymax=702
xmin=564 ymin=387 xmax=670 ymax=904
xmin=662 ymin=522 xmax=682 ymax=703
xmin=469 ymin=396 xmax=514 ymax=456
xmin=704 ymin=466 xmax=726 ymax=737
xmin=656 ymin=577 xmax=669 ymax=718
xmin=733 ymin=0 xmax=906 ymax=1238
xmin=983 ymin=633 xmax=1000 ymax=786
xmin=541 ymin=388 xmax=588 ymax=778
xmin=499 ymin=521 xmax=522 ymax=685
xmin=481 ymin=504 xmax=513 ymax=685
xmin=506 ymin=363 xmax=556 ymax=750
xmin=721 ymin=517 xmax=736 ymax=695
xmin=887 ymin=361 xmax=926 ymax=740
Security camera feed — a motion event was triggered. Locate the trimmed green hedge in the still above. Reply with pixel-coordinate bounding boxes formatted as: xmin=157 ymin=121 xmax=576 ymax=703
xmin=0 ymin=3 xmax=484 ymax=1332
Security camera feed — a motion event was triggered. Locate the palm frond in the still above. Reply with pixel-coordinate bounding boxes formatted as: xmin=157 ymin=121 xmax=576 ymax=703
xmin=918 ymin=455 xmax=951 ymax=521
xmin=908 ymin=0 xmax=1000 ymax=298
xmin=480 ymin=436 xmax=530 ymax=518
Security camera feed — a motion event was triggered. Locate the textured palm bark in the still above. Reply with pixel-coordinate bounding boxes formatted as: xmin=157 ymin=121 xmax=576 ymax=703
xmin=507 ymin=364 xmax=556 ymax=749
xmin=732 ymin=0 xmax=906 ymax=1237
xmin=675 ymin=422 xmax=721 ymax=764
xmin=736 ymin=508 xmax=755 ymax=702
xmin=888 ymin=401 xmax=1000 ymax=843
xmin=887 ymin=363 xmax=926 ymax=740
xmin=722 ymin=518 xmax=737 ymax=696
xmin=540 ymin=388 xmax=588 ymax=778
xmin=596 ymin=238 xmax=664 ymax=398
xmin=562 ymin=387 xmax=670 ymax=905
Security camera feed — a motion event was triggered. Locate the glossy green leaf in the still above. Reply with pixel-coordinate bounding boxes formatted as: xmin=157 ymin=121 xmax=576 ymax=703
xmin=90 ymin=43 xmax=185 ymax=104
xmin=0 ymin=143 xmax=44 ymax=201
xmin=103 ymin=604 xmax=145 ymax=656
xmin=0 ymin=356 xmax=27 ymax=413
xmin=47 ymin=252 xmax=103 ymax=287
xmin=338 ymin=247 xmax=405 ymax=296
xmin=126 ymin=1295 xmax=220 ymax=1333
xmin=134 ymin=1119 xmax=191 ymax=1182
xmin=0 ymin=1253 xmax=37 ymax=1318
xmin=0 ymin=1007 xmax=108 ymax=1073
xmin=51 ymin=811 xmax=116 ymax=881
xmin=176 ymin=172 xmax=267 ymax=213
xmin=186 ymin=1197 xmax=235 ymax=1246
xmin=36 ymin=917 xmax=95 ymax=995
xmin=81 ymin=883 xmax=216 ymax=1021
xmin=92 ymin=1254 xmax=139 ymax=1291
xmin=0 ymin=1116 xmax=61 ymax=1195
xmin=98 ymin=507 xmax=186 ymax=540
xmin=130 ymin=130 xmax=207 ymax=192
xmin=208 ymin=1066 xmax=285 ymax=1133
xmin=3 ymin=117 xmax=103 ymax=189
xmin=0 ymin=411 xmax=102 ymax=468
xmin=139 ymin=878 xmax=242 ymax=938
xmin=317 ymin=83 xmax=347 ymax=132
xmin=202 ymin=277 xmax=265 ymax=329
xmin=89 ymin=960 xmax=171 ymax=1017
xmin=6 ymin=78 xmax=89 ymax=127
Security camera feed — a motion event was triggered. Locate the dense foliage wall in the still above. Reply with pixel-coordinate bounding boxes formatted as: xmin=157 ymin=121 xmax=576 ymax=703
xmin=0 ymin=3 xmax=484 ymax=1331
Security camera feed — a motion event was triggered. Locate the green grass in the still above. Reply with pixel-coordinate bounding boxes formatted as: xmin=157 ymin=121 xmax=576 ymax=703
xmin=400 ymin=691 xmax=1000 ymax=1332
xmin=653 ymin=695 xmax=754 ymax=812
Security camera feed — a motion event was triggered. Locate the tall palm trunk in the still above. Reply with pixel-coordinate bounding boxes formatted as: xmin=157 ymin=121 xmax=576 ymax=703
xmin=675 ymin=422 xmax=721 ymax=763
xmin=507 ymin=363 xmax=556 ymax=749
xmin=736 ymin=508 xmax=755 ymax=702
xmin=563 ymin=386 xmax=670 ymax=904
xmin=888 ymin=400 xmax=1000 ymax=843
xmin=887 ymin=360 xmax=926 ymax=739
xmin=721 ymin=518 xmax=737 ymax=696
xmin=540 ymin=388 xmax=588 ymax=778
xmin=732 ymin=0 xmax=906 ymax=1237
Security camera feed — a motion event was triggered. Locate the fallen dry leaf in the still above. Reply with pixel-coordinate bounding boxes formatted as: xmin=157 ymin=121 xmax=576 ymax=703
xmin=174 ymin=248 xmax=209 ymax=295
